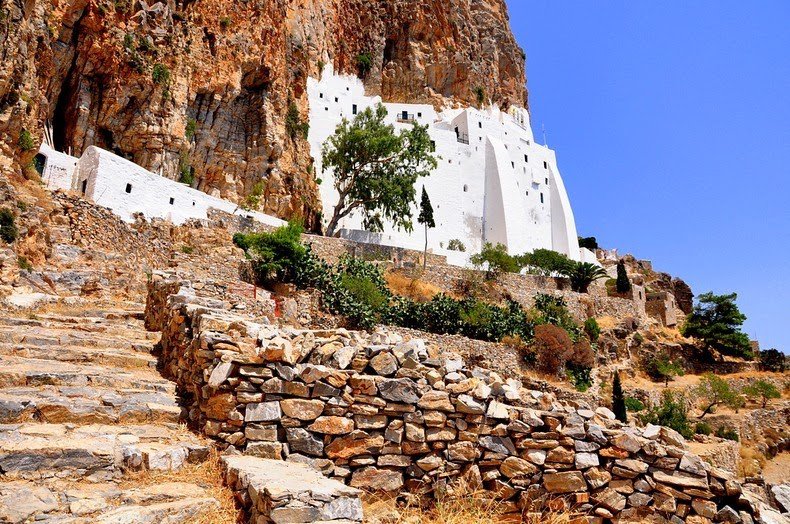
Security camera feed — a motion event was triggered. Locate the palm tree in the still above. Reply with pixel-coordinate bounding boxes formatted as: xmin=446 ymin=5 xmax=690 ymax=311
xmin=562 ymin=261 xmax=608 ymax=293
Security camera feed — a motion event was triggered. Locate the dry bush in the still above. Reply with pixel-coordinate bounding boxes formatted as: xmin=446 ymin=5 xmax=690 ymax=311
xmin=385 ymin=270 xmax=443 ymax=301
xmin=533 ymin=324 xmax=574 ymax=375
xmin=568 ymin=337 xmax=596 ymax=368
xmin=121 ymin=448 xmax=241 ymax=524
xmin=738 ymin=445 xmax=767 ymax=477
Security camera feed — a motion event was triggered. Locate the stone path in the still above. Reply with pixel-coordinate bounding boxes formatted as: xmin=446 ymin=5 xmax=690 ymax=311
xmin=0 ymin=302 xmax=219 ymax=523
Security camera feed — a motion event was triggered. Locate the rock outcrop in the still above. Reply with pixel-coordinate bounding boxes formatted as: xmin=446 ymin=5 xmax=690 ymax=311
xmin=0 ymin=0 xmax=526 ymax=226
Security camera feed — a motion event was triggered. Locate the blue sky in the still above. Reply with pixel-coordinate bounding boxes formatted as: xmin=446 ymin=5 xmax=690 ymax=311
xmin=505 ymin=1 xmax=790 ymax=352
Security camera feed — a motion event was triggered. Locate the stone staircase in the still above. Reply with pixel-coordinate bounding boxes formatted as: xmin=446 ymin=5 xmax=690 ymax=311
xmin=0 ymin=302 xmax=220 ymax=523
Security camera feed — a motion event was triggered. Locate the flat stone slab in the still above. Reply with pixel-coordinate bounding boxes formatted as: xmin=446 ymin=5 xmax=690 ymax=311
xmin=222 ymin=456 xmax=363 ymax=523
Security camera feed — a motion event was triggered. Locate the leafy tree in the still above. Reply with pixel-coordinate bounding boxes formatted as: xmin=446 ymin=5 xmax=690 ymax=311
xmin=758 ymin=348 xmax=786 ymax=372
xmin=356 ymin=52 xmax=373 ymax=77
xmin=743 ymin=380 xmax=781 ymax=408
xmin=694 ymin=373 xmax=743 ymax=419
xmin=561 ymin=261 xmax=608 ymax=293
xmin=616 ymin=260 xmax=631 ymax=293
xmin=612 ymin=370 xmax=627 ymax=422
xmin=474 ymin=86 xmax=486 ymax=107
xmin=471 ymin=242 xmax=521 ymax=278
xmin=681 ymin=292 xmax=753 ymax=359
xmin=447 ymin=239 xmax=466 ymax=252
xmin=639 ymin=390 xmax=693 ymax=439
xmin=645 ymin=352 xmax=685 ymax=386
xmin=0 ymin=208 xmax=18 ymax=244
xmin=322 ymin=104 xmax=437 ymax=236
xmin=418 ymin=186 xmax=435 ymax=269
xmin=578 ymin=236 xmax=599 ymax=250
xmin=625 ymin=397 xmax=645 ymax=412
xmin=522 ymin=248 xmax=572 ymax=276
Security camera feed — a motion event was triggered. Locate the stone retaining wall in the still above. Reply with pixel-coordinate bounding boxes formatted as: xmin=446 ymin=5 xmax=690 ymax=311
xmin=146 ymin=271 xmax=785 ymax=523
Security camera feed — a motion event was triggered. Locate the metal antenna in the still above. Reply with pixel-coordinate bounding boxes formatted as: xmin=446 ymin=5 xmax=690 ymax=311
xmin=542 ymin=123 xmax=548 ymax=146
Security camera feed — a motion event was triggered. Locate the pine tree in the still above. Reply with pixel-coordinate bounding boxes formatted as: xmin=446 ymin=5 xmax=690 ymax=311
xmin=612 ymin=370 xmax=627 ymax=422
xmin=418 ymin=186 xmax=435 ymax=269
xmin=616 ymin=260 xmax=631 ymax=294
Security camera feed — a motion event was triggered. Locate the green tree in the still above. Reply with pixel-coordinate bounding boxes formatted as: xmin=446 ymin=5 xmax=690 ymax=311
xmin=578 ymin=236 xmax=598 ymax=250
xmin=356 ymin=53 xmax=373 ymax=77
xmin=638 ymin=391 xmax=693 ymax=439
xmin=758 ymin=348 xmax=786 ymax=372
xmin=471 ymin=242 xmax=520 ymax=278
xmin=681 ymin=292 xmax=753 ymax=359
xmin=612 ymin=370 xmax=627 ymax=422
xmin=521 ymin=248 xmax=572 ymax=276
xmin=322 ymin=104 xmax=437 ymax=236
xmin=561 ymin=261 xmax=608 ymax=293
xmin=743 ymin=380 xmax=780 ymax=408
xmin=0 ymin=208 xmax=19 ymax=244
xmin=645 ymin=353 xmax=685 ymax=386
xmin=232 ymin=221 xmax=306 ymax=284
xmin=417 ymin=186 xmax=435 ymax=269
xmin=616 ymin=260 xmax=631 ymax=293
xmin=583 ymin=317 xmax=601 ymax=342
xmin=695 ymin=373 xmax=743 ymax=419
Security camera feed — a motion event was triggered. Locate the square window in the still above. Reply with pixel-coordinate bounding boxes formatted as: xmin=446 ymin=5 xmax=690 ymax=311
xmin=417 ymin=112 xmax=422 ymax=118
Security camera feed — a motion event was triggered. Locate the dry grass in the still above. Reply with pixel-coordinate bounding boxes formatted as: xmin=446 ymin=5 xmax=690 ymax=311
xmin=385 ymin=270 xmax=444 ymax=301
xmin=121 ymin=448 xmax=241 ymax=524
xmin=364 ymin=481 xmax=585 ymax=524
xmin=595 ymin=316 xmax=618 ymax=330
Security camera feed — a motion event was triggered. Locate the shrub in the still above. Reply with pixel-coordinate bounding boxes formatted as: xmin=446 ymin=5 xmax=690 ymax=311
xmin=17 ymin=256 xmax=32 ymax=271
xmin=219 ymin=16 xmax=231 ymax=29
xmin=18 ymin=129 xmax=35 ymax=151
xmin=474 ymin=86 xmax=485 ymax=107
xmin=0 ymin=208 xmax=18 ymax=244
xmin=715 ymin=425 xmax=739 ymax=442
xmin=583 ymin=317 xmax=600 ymax=342
xmin=180 ymin=245 xmax=194 ymax=254
xmin=532 ymin=324 xmax=573 ymax=375
xmin=694 ymin=422 xmax=713 ymax=436
xmin=759 ymin=348 xmax=786 ymax=372
xmin=561 ymin=261 xmax=608 ymax=293
xmin=242 ymin=181 xmax=265 ymax=210
xmin=532 ymin=293 xmax=580 ymax=340
xmin=356 ymin=52 xmax=373 ymax=77
xmin=639 ymin=391 xmax=693 ymax=439
xmin=644 ymin=352 xmax=685 ymax=386
xmin=178 ymin=151 xmax=194 ymax=185
xmin=470 ymin=242 xmax=520 ymax=278
xmin=286 ymin=100 xmax=309 ymax=140
xmin=185 ymin=118 xmax=197 ymax=141
xmin=567 ymin=364 xmax=592 ymax=392
xmin=569 ymin=337 xmax=596 ymax=368
xmin=624 ymin=397 xmax=645 ymax=412
xmin=743 ymin=379 xmax=780 ymax=408
xmin=522 ymin=248 xmax=572 ymax=277
xmin=233 ymin=221 xmax=306 ymax=284
xmin=152 ymin=63 xmax=171 ymax=85
xmin=616 ymin=260 xmax=631 ymax=293
xmin=695 ymin=373 xmax=743 ymax=419
xmin=447 ymin=239 xmax=466 ymax=252
xmin=578 ymin=236 xmax=598 ymax=250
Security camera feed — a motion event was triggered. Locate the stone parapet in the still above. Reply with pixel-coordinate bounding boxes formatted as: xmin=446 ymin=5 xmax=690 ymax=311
xmin=146 ymin=271 xmax=785 ymax=523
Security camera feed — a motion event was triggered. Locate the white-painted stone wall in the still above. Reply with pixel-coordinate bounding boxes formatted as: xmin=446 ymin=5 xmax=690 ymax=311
xmin=37 ymin=144 xmax=78 ymax=192
xmin=39 ymin=145 xmax=284 ymax=228
xmin=307 ymin=66 xmax=582 ymax=263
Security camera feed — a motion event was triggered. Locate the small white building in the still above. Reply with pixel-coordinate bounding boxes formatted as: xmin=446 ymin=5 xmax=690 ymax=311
xmin=37 ymin=144 xmax=284 ymax=228
xmin=308 ymin=66 xmax=588 ymax=264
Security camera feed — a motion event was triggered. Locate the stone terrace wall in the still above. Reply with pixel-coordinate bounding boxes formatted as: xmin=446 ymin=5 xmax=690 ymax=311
xmin=146 ymin=272 xmax=785 ymax=523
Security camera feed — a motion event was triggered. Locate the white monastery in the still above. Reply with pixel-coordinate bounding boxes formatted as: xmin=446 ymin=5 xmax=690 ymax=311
xmin=36 ymin=65 xmax=593 ymax=266
xmin=308 ymin=66 xmax=592 ymax=265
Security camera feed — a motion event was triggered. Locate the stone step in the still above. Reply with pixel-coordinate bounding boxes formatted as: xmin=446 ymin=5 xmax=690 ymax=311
xmin=0 ymin=423 xmax=209 ymax=480
xmin=0 ymin=387 xmax=182 ymax=425
xmin=222 ymin=456 xmax=364 ymax=523
xmin=0 ymin=342 xmax=157 ymax=370
xmin=0 ymin=479 xmax=218 ymax=524
xmin=0 ymin=326 xmax=156 ymax=349
xmin=0 ymin=356 xmax=170 ymax=390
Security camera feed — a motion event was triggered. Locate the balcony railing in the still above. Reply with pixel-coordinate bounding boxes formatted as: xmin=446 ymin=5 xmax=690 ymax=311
xmin=397 ymin=113 xmax=415 ymax=123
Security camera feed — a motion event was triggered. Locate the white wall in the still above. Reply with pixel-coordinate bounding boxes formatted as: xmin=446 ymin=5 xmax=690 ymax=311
xmin=43 ymin=145 xmax=284 ymax=228
xmin=307 ymin=66 xmax=583 ymax=263
xmin=37 ymin=144 xmax=78 ymax=191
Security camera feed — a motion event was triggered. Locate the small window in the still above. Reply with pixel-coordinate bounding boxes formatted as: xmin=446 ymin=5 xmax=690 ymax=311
xmin=524 ymin=155 xmax=528 ymax=162
xmin=169 ymin=197 xmax=175 ymax=205
xmin=545 ymin=178 xmax=548 ymax=185
xmin=192 ymin=201 xmax=196 ymax=206
xmin=417 ymin=112 xmax=422 ymax=118
xmin=352 ymin=104 xmax=358 ymax=115
xmin=125 ymin=183 xmax=132 ymax=194
xmin=511 ymin=161 xmax=515 ymax=168
xmin=463 ymin=185 xmax=468 ymax=192
xmin=478 ymin=122 xmax=482 ymax=129
xmin=319 ymin=93 xmax=323 ymax=98
xmin=540 ymin=192 xmax=544 ymax=204
xmin=543 ymin=161 xmax=548 ymax=169
xmin=526 ymin=191 xmax=529 ymax=196
xmin=325 ymin=107 xmax=328 ymax=111
xmin=81 ymin=180 xmax=87 ymax=194
xmin=430 ymin=140 xmax=436 ymax=152
xmin=334 ymin=97 xmax=338 ymax=103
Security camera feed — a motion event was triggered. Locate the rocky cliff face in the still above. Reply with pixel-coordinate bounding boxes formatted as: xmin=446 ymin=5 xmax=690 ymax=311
xmin=0 ymin=0 xmax=526 ymax=229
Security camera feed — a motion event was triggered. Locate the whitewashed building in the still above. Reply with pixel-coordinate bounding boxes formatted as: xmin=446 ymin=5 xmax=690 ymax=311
xmin=37 ymin=144 xmax=284 ymax=228
xmin=308 ymin=66 xmax=590 ymax=265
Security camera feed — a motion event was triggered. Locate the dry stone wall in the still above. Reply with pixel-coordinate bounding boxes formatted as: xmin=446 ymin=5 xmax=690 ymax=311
xmin=146 ymin=272 xmax=786 ymax=523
